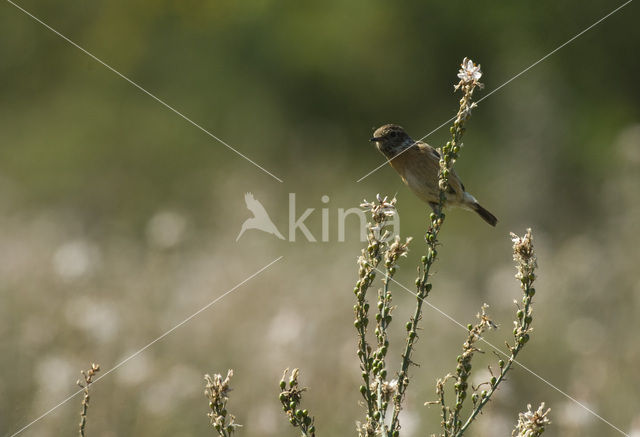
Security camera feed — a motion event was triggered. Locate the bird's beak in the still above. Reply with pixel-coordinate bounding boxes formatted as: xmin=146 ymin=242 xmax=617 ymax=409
xmin=370 ymin=137 xmax=381 ymax=142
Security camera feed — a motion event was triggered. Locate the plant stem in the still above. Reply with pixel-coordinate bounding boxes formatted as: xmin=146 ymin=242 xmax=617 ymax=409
xmin=455 ymin=230 xmax=536 ymax=437
xmin=389 ymin=243 xmax=437 ymax=434
xmin=376 ymin=269 xmax=393 ymax=429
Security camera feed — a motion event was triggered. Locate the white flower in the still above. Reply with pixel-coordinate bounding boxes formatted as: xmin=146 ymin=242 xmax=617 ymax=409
xmin=361 ymin=195 xmax=397 ymax=224
xmin=455 ymin=57 xmax=483 ymax=90
xmin=457 ymin=57 xmax=482 ymax=82
xmin=513 ymin=403 xmax=551 ymax=437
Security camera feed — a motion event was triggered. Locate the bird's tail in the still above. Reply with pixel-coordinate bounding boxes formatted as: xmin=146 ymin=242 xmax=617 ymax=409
xmin=472 ymin=203 xmax=498 ymax=227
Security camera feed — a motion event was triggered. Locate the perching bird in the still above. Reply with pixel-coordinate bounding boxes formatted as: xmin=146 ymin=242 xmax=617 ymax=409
xmin=370 ymin=124 xmax=497 ymax=226
xmin=236 ymin=192 xmax=285 ymax=241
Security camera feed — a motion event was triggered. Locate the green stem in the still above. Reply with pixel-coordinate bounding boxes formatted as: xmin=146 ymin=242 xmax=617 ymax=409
xmin=355 ymin=244 xmax=383 ymax=421
xmin=454 ymin=279 xmax=534 ymax=437
xmin=356 ymin=311 xmax=375 ymax=417
xmin=454 ymin=351 xmax=515 ymax=437
xmin=375 ymin=270 xmax=393 ymax=431
xmin=389 ymin=245 xmax=436 ymax=434
xmin=440 ymin=393 xmax=449 ymax=437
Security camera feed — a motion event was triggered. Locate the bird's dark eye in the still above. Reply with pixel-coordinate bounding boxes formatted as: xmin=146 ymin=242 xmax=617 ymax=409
xmin=390 ymin=131 xmax=397 ymax=137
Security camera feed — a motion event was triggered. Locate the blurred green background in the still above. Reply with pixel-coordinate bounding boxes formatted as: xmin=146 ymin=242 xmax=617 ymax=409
xmin=1 ymin=1 xmax=639 ymax=436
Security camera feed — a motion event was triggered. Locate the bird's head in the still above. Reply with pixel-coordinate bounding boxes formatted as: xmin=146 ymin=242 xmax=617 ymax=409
xmin=370 ymin=124 xmax=413 ymax=158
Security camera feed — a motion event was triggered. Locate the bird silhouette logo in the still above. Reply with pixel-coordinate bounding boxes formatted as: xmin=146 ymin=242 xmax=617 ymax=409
xmin=236 ymin=193 xmax=285 ymax=241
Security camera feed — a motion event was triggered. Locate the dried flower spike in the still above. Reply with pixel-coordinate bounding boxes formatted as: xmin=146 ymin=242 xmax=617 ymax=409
xmin=279 ymin=368 xmax=316 ymax=437
xmin=77 ymin=363 xmax=100 ymax=437
xmin=204 ymin=370 xmax=241 ymax=436
xmin=512 ymin=403 xmax=551 ymax=437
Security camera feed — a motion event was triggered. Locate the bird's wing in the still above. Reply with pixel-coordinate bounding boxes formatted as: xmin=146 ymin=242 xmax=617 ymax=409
xmin=398 ymin=142 xmax=439 ymax=183
xmin=415 ymin=142 xmax=465 ymax=196
xmin=416 ymin=141 xmax=441 ymax=162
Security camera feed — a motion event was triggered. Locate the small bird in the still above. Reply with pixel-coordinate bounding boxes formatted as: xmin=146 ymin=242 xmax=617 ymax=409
xmin=370 ymin=124 xmax=497 ymax=226
xmin=236 ymin=192 xmax=285 ymax=241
